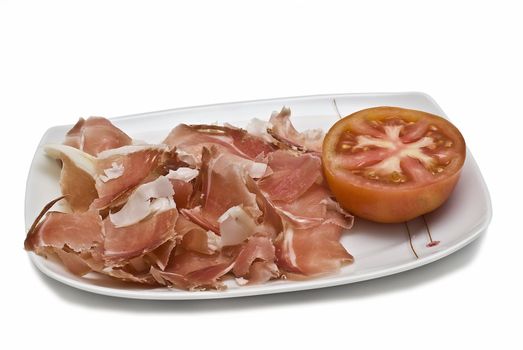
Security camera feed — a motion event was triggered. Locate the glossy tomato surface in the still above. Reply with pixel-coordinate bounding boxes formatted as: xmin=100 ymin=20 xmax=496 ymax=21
xmin=322 ymin=107 xmax=466 ymax=223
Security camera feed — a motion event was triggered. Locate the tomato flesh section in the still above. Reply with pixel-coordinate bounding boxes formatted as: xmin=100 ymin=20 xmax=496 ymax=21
xmin=322 ymin=107 xmax=466 ymax=223
xmin=334 ymin=117 xmax=457 ymax=185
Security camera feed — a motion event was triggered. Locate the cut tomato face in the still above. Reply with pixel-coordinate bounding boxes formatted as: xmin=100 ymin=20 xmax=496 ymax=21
xmin=322 ymin=107 xmax=466 ymax=223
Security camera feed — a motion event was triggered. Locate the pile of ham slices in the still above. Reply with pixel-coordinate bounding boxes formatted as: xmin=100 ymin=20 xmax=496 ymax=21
xmin=25 ymin=108 xmax=354 ymax=291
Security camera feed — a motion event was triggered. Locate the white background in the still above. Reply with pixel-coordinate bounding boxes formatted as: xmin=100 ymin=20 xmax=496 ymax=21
xmin=1 ymin=1 xmax=521 ymax=349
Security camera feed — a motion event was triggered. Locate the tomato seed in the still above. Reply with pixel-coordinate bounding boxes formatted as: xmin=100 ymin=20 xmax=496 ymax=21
xmin=391 ymin=171 xmax=403 ymax=182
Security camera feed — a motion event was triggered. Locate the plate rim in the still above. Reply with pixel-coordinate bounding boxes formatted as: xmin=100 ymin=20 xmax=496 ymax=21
xmin=25 ymin=91 xmax=493 ymax=300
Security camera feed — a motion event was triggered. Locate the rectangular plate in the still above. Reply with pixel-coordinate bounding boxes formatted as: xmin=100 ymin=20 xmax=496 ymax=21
xmin=25 ymin=92 xmax=492 ymax=300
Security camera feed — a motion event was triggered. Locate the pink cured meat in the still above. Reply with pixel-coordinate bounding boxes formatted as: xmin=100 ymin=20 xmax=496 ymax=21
xmin=26 ymin=110 xmax=356 ymax=290
xmin=153 ymin=248 xmax=237 ymax=290
xmin=256 ymin=150 xmax=354 ymax=277
xmin=176 ymin=215 xmax=218 ymax=255
xmin=24 ymin=210 xmax=105 ymax=276
xmin=232 ymin=236 xmax=279 ymax=284
xmin=25 ymin=211 xmax=103 ymax=253
xmin=268 ymin=107 xmax=324 ymax=152
xmin=103 ymin=208 xmax=179 ymax=264
xmin=258 ymin=150 xmax=322 ymax=202
xmin=275 ymin=213 xmax=354 ymax=276
xmin=93 ymin=148 xmax=169 ymax=209
xmin=272 ymin=184 xmax=330 ymax=229
xmin=163 ymin=124 xmax=274 ymax=166
xmin=64 ymin=117 xmax=132 ymax=156
xmin=170 ymin=179 xmax=193 ymax=209
xmin=182 ymin=148 xmax=261 ymax=234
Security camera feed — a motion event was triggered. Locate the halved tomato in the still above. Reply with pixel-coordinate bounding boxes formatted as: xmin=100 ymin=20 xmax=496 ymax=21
xmin=322 ymin=106 xmax=466 ymax=223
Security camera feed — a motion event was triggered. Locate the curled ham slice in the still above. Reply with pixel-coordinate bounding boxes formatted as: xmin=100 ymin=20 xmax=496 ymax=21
xmin=152 ymin=248 xmax=237 ymax=290
xmin=275 ymin=215 xmax=353 ymax=276
xmin=166 ymin=168 xmax=197 ymax=209
xmin=44 ymin=144 xmax=173 ymax=212
xmin=272 ymin=184 xmax=330 ymax=229
xmin=94 ymin=145 xmax=171 ymax=209
xmin=25 ymin=210 xmax=103 ymax=254
xmin=177 ymin=215 xmax=221 ymax=255
xmin=163 ymin=124 xmax=275 ymax=167
xmin=218 ymin=206 xmax=258 ymax=246
xmin=182 ymin=148 xmax=262 ymax=234
xmin=233 ymin=236 xmax=279 ymax=285
xmin=255 ymin=149 xmax=354 ymax=276
xmin=64 ymin=117 xmax=132 ymax=156
xmin=108 ymin=176 xmax=175 ymax=228
xmin=44 ymin=145 xmax=98 ymax=212
xmin=268 ymin=107 xmax=324 ymax=152
xmin=24 ymin=198 xmax=105 ymax=276
xmin=170 ymin=179 xmax=193 ymax=209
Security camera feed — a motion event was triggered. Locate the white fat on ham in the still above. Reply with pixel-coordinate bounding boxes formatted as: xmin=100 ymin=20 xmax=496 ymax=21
xmin=97 ymin=144 xmax=169 ymax=159
xmin=44 ymin=144 xmax=97 ymax=176
xmin=217 ymin=206 xmax=257 ymax=246
xmin=245 ymin=162 xmax=267 ymax=179
xmin=167 ymin=167 xmax=199 ymax=182
xmin=269 ymin=107 xmax=325 ymax=152
xmin=283 ymin=226 xmax=298 ymax=269
xmin=235 ymin=277 xmax=249 ymax=286
xmin=175 ymin=149 xmax=200 ymax=167
xmin=276 ymin=207 xmax=321 ymax=226
xmin=245 ymin=118 xmax=276 ymax=143
xmin=99 ymin=162 xmax=125 ymax=182
xmin=109 ymin=176 xmax=175 ymax=228
xmin=206 ymin=230 xmax=222 ymax=252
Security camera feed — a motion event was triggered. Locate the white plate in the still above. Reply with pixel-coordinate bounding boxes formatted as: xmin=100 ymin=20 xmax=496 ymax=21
xmin=25 ymin=92 xmax=492 ymax=300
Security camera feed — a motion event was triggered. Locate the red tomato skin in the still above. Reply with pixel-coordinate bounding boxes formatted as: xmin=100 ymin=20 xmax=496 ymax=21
xmin=323 ymin=165 xmax=462 ymax=223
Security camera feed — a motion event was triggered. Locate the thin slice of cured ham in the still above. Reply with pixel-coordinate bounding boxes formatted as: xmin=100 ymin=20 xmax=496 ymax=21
xmin=103 ymin=208 xmax=179 ymax=264
xmin=94 ymin=145 xmax=172 ymax=209
xmin=45 ymin=144 xmax=98 ymax=212
xmin=268 ymin=107 xmax=324 ymax=152
xmin=54 ymin=249 xmax=94 ymax=276
xmin=151 ymin=248 xmax=237 ymax=290
xmin=166 ymin=167 xmax=198 ymax=209
xmin=25 ymin=210 xmax=103 ymax=254
xmin=232 ymin=236 xmax=279 ymax=284
xmin=143 ymin=238 xmax=178 ymax=271
xmin=255 ymin=149 xmax=354 ymax=277
xmin=258 ymin=150 xmax=322 ymax=202
xmin=272 ymin=183 xmax=331 ymax=229
xmin=24 ymin=203 xmax=105 ymax=276
xmin=108 ymin=175 xmax=176 ymax=228
xmin=244 ymin=176 xmax=283 ymax=238
xmin=163 ymin=124 xmax=275 ymax=167
xmin=181 ymin=148 xmax=262 ymax=240
xmin=177 ymin=215 xmax=221 ymax=255
xmin=98 ymin=238 xmax=178 ymax=284
xmin=275 ymin=213 xmax=353 ymax=276
xmin=169 ymin=179 xmax=193 ymax=209
xmin=44 ymin=144 xmax=173 ymax=212
xmin=64 ymin=117 xmax=132 ymax=156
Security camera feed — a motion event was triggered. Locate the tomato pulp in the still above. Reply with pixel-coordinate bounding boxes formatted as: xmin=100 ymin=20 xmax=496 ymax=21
xmin=322 ymin=107 xmax=466 ymax=223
